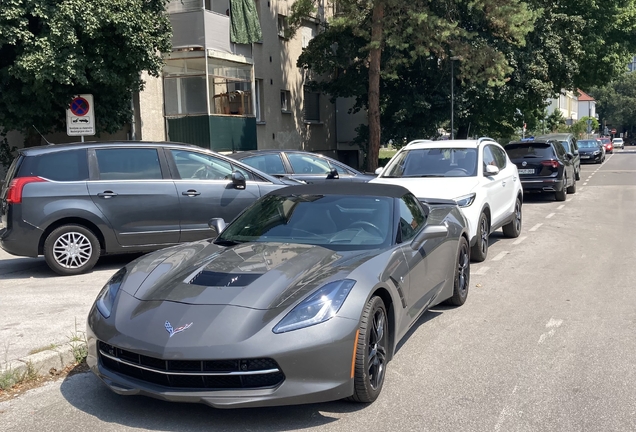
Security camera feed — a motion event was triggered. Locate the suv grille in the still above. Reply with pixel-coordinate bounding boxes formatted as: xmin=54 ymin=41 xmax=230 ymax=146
xmin=98 ymin=341 xmax=284 ymax=390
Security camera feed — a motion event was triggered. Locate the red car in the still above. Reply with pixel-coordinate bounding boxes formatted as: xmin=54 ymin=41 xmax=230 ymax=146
xmin=600 ymin=137 xmax=613 ymax=154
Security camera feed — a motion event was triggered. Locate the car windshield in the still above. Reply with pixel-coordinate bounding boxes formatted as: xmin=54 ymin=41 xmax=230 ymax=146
xmin=216 ymin=194 xmax=393 ymax=251
xmin=505 ymin=143 xmax=555 ymax=159
xmin=382 ymin=148 xmax=478 ymax=177
xmin=578 ymin=140 xmax=599 ymax=149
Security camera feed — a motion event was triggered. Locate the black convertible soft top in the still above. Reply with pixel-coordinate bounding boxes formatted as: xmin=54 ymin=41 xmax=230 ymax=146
xmin=267 ymin=182 xmax=411 ymax=198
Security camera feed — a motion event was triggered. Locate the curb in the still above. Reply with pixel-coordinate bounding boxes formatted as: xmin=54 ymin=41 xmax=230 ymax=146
xmin=0 ymin=342 xmax=86 ymax=387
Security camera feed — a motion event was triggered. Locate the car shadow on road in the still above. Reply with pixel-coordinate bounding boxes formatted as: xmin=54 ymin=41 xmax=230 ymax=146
xmin=521 ymin=192 xmax=562 ymax=204
xmin=59 ymin=367 xmax=368 ymax=431
xmin=0 ymin=254 xmax=143 ymax=280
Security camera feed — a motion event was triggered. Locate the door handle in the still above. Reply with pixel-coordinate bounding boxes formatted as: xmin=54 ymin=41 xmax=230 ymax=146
xmin=502 ymin=181 xmax=506 ymax=186
xmin=97 ymin=191 xmax=118 ymax=198
xmin=182 ymin=190 xmax=201 ymax=197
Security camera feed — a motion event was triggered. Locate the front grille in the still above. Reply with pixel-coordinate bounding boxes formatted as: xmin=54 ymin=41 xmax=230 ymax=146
xmin=98 ymin=341 xmax=285 ymax=390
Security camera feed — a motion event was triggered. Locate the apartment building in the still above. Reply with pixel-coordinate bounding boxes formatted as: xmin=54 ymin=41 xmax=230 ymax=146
xmin=548 ymin=89 xmax=578 ymax=124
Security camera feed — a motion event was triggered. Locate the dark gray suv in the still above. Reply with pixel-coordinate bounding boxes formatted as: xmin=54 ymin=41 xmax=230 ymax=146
xmin=0 ymin=142 xmax=292 ymax=275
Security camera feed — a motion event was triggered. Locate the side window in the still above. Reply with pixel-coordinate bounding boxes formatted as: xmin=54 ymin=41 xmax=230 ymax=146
xmin=397 ymin=195 xmax=426 ymax=243
xmin=95 ymin=149 xmax=162 ymax=180
xmin=241 ymin=154 xmax=287 ymax=175
xmin=552 ymin=142 xmax=566 ymax=159
xmin=328 ymin=161 xmax=352 ymax=175
xmin=482 ymin=146 xmax=497 ymax=170
xmin=571 ymin=139 xmax=579 ymax=154
xmin=230 ymin=163 xmax=258 ymax=181
xmin=170 ymin=150 xmax=234 ymax=180
xmin=491 ymin=146 xmax=507 ymax=169
xmin=287 ymin=153 xmax=331 ymax=174
xmin=20 ymin=149 xmax=89 ymax=181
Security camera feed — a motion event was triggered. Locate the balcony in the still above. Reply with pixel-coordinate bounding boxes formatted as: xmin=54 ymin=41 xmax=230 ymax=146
xmin=169 ymin=9 xmax=252 ymax=59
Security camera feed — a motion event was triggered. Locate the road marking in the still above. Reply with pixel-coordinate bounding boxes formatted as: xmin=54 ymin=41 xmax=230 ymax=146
xmin=546 ymin=213 xmax=555 ymax=219
xmin=474 ymin=266 xmax=490 ymax=275
xmin=583 ymin=182 xmax=588 ymax=186
xmin=529 ymin=223 xmax=542 ymax=232
xmin=512 ymin=236 xmax=527 ymax=245
xmin=581 ymin=253 xmax=586 ymax=258
xmin=557 ymin=205 xmax=565 ymax=210
xmin=493 ymin=386 xmax=520 ymax=432
xmin=492 ymin=251 xmax=509 ymax=261
xmin=538 ymin=318 xmax=563 ymax=344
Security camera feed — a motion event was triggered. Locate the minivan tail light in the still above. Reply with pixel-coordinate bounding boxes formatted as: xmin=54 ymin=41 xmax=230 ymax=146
xmin=6 ymin=177 xmax=47 ymax=204
xmin=541 ymin=160 xmax=559 ymax=169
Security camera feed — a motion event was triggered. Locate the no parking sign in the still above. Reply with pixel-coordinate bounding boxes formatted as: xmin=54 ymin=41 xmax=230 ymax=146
xmin=66 ymin=94 xmax=95 ymax=136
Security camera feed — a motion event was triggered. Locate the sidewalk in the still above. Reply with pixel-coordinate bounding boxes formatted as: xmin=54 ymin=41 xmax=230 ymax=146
xmin=0 ymin=249 xmax=133 ymax=377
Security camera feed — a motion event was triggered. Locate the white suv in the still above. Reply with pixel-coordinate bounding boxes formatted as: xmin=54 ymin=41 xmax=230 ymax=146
xmin=612 ymin=138 xmax=624 ymax=149
xmin=371 ymin=138 xmax=523 ymax=261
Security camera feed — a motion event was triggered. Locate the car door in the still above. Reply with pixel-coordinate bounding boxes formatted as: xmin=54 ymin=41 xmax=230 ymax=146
xmin=168 ymin=149 xmax=261 ymax=243
xmin=481 ymin=145 xmax=509 ymax=225
xmin=86 ymin=147 xmax=181 ymax=247
xmin=491 ymin=145 xmax=517 ymax=218
xmin=284 ymin=152 xmax=339 ymax=184
xmin=397 ymin=195 xmax=446 ymax=322
xmin=237 ymin=153 xmax=290 ymax=179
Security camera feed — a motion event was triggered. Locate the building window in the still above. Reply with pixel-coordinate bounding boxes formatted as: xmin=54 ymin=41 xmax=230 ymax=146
xmin=209 ymin=58 xmax=253 ymax=116
xmin=255 ymin=79 xmax=265 ymax=122
xmin=163 ymin=58 xmax=208 ymax=116
xmin=304 ymin=87 xmax=320 ymax=122
xmin=278 ymin=14 xmax=288 ymax=38
xmin=281 ymin=90 xmax=291 ymax=113
xmin=301 ymin=24 xmax=316 ymax=49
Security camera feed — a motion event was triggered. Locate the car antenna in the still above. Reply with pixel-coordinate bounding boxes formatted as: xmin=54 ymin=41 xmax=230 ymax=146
xmin=32 ymin=125 xmax=54 ymax=145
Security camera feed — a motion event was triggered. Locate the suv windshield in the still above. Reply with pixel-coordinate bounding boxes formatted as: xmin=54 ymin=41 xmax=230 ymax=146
xmin=505 ymin=143 xmax=555 ymax=159
xmin=216 ymin=194 xmax=393 ymax=251
xmin=382 ymin=148 xmax=478 ymax=178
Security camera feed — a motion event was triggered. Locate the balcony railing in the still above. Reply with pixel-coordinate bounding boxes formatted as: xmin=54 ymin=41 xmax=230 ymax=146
xmin=169 ymin=10 xmax=252 ymax=59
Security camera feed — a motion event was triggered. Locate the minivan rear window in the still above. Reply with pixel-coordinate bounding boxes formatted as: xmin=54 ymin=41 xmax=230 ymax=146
xmin=18 ymin=149 xmax=89 ymax=181
xmin=505 ymin=144 xmax=555 ymax=159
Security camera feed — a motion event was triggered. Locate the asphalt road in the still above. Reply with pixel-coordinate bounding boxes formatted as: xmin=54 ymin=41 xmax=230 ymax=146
xmin=2 ymin=150 xmax=636 ymax=431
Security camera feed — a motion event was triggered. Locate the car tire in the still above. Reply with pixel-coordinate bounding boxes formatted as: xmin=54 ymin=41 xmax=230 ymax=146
xmin=502 ymin=198 xmax=522 ymax=238
xmin=43 ymin=224 xmax=100 ymax=276
xmin=566 ymin=178 xmax=577 ymax=194
xmin=555 ymin=180 xmax=567 ymax=201
xmin=446 ymin=236 xmax=470 ymax=306
xmin=575 ymin=169 xmax=581 ymax=181
xmin=470 ymin=212 xmax=489 ymax=262
xmin=349 ymin=296 xmax=388 ymax=403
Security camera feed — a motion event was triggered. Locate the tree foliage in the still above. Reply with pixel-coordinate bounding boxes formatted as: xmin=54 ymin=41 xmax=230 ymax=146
xmin=545 ymin=108 xmax=566 ymax=133
xmin=0 ymin=0 xmax=172 ymax=144
xmin=590 ymin=73 xmax=636 ymax=135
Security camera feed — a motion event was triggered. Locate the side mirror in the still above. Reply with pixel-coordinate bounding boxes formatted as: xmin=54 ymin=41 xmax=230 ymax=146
xmin=375 ymin=167 xmax=383 ymax=175
xmin=485 ymin=164 xmax=499 ymax=176
xmin=208 ymin=218 xmax=227 ymax=236
xmin=410 ymin=225 xmax=448 ymax=250
xmin=566 ymin=152 xmax=574 ymax=160
xmin=231 ymin=171 xmax=246 ymax=189
xmin=326 ymin=168 xmax=339 ymax=179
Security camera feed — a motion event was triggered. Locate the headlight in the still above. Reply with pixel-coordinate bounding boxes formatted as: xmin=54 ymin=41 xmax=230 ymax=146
xmin=454 ymin=193 xmax=476 ymax=208
xmin=593 ymin=151 xmax=600 ymax=155
xmin=96 ymin=268 xmax=127 ymax=318
xmin=273 ymin=279 xmax=355 ymax=334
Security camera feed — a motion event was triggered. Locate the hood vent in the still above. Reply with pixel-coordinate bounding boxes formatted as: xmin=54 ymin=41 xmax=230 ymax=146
xmin=189 ymin=271 xmax=263 ymax=287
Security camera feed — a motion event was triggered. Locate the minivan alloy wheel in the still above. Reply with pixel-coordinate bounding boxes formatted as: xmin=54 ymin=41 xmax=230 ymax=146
xmin=53 ymin=232 xmax=93 ymax=269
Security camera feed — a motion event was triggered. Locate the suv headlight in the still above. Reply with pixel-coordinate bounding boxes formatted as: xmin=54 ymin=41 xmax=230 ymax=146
xmin=454 ymin=193 xmax=476 ymax=208
xmin=273 ymin=279 xmax=355 ymax=333
xmin=96 ymin=268 xmax=127 ymax=318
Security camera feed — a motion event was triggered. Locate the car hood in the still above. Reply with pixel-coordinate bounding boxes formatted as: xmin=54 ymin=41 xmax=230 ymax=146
xmin=370 ymin=177 xmax=480 ymax=200
xmin=121 ymin=241 xmax=378 ymax=310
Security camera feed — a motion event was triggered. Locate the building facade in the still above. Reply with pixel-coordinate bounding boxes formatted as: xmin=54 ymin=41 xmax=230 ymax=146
xmin=548 ymin=89 xmax=578 ymax=124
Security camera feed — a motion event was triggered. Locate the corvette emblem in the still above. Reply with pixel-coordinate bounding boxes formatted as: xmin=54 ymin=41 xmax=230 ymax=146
xmin=522 ymin=161 xmax=527 ymax=167
xmin=165 ymin=320 xmax=193 ymax=338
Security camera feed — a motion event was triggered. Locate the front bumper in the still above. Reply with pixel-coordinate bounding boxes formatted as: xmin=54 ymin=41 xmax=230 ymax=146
xmin=520 ymin=177 xmax=565 ymax=193
xmin=86 ymin=304 xmax=359 ymax=409
xmin=580 ymin=154 xmax=602 ymax=163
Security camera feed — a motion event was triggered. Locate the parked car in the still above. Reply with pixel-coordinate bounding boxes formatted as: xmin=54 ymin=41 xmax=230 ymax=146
xmin=0 ymin=142 xmax=296 ymax=276
xmin=535 ymin=133 xmax=581 ymax=180
xmin=228 ymin=150 xmax=375 ymax=184
xmin=612 ymin=137 xmax=624 ymax=150
xmin=87 ymin=183 xmax=470 ymax=408
xmin=370 ymin=138 xmax=523 ymax=262
xmin=505 ymin=139 xmax=576 ymax=202
xmin=578 ymin=139 xmax=606 ymax=164
xmin=600 ymin=137 xmax=613 ymax=154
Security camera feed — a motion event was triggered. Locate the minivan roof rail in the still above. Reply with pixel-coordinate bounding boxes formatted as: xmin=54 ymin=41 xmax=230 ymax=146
xmin=477 ymin=137 xmax=496 ymax=144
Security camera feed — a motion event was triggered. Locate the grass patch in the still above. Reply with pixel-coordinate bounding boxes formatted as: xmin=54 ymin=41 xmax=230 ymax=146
xmin=28 ymin=343 xmax=59 ymax=356
xmin=68 ymin=318 xmax=88 ymax=364
xmin=0 ymin=361 xmax=38 ymax=391
xmin=379 ymin=149 xmax=397 ymax=159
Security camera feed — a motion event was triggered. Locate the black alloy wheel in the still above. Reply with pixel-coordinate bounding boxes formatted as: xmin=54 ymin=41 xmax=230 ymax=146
xmin=470 ymin=212 xmax=489 ymax=262
xmin=555 ymin=176 xmax=567 ymax=201
xmin=447 ymin=236 xmax=470 ymax=306
xmin=350 ymin=296 xmax=388 ymax=403
xmin=502 ymin=198 xmax=522 ymax=238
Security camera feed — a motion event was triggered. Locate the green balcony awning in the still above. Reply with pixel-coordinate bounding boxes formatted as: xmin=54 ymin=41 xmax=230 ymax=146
xmin=230 ymin=0 xmax=262 ymax=44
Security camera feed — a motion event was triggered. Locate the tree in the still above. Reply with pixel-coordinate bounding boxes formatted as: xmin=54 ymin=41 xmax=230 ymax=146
xmin=0 ymin=0 xmax=172 ymax=146
xmin=590 ymin=72 xmax=636 ymax=137
xmin=546 ymin=109 xmax=566 ymax=132
xmin=293 ymin=0 xmax=535 ymax=170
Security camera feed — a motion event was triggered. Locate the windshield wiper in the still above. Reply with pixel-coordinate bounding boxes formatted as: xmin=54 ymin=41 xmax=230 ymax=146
xmin=214 ymin=239 xmax=244 ymax=246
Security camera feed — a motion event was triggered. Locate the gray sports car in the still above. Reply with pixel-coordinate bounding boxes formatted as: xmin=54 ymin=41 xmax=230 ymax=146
xmin=87 ymin=183 xmax=470 ymax=408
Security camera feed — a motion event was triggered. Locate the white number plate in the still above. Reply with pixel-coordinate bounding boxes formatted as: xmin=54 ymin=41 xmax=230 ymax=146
xmin=581 ymin=155 xmax=590 ymax=159
xmin=518 ymin=169 xmax=534 ymax=174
